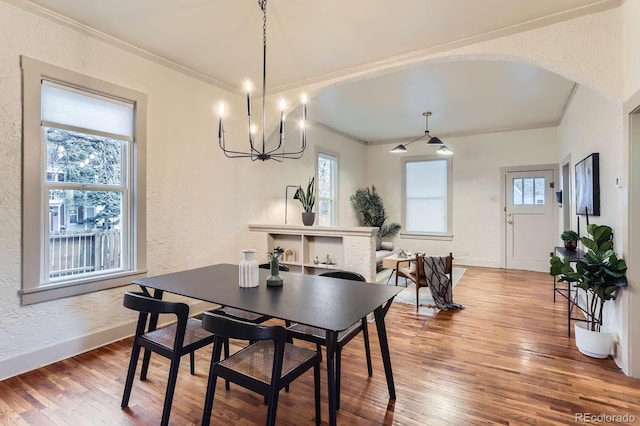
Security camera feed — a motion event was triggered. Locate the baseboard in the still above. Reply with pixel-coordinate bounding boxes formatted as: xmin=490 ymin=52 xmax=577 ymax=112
xmin=0 ymin=300 xmax=215 ymax=381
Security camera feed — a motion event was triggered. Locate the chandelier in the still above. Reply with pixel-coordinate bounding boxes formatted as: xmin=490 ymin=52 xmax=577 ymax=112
xmin=217 ymin=0 xmax=307 ymax=161
xmin=390 ymin=112 xmax=452 ymax=155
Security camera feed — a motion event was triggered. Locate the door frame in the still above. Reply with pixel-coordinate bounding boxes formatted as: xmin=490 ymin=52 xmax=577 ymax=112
xmin=499 ymin=163 xmax=559 ymax=269
xmin=561 ymin=154 xmax=572 ymax=232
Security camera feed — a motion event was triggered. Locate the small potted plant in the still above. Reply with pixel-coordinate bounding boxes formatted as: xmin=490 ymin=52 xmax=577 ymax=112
xmin=266 ymin=246 xmax=284 ymax=287
xmin=297 ymin=176 xmax=315 ymax=226
xmin=550 ymin=224 xmax=628 ymax=358
xmin=560 ymin=230 xmax=579 ymax=251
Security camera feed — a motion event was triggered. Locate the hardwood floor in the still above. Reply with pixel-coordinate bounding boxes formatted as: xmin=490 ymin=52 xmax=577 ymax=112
xmin=2 ymin=266 xmax=639 ymax=425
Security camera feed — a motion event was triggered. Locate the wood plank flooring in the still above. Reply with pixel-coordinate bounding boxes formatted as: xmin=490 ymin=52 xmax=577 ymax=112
xmin=2 ymin=266 xmax=640 ymax=425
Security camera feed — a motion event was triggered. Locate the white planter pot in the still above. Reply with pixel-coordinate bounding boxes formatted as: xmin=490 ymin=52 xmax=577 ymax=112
xmin=574 ymin=322 xmax=613 ymax=358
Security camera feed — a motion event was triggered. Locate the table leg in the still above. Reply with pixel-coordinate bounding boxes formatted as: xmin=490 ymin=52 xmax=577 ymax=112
xmin=326 ymin=330 xmax=338 ymax=426
xmin=373 ymin=305 xmax=396 ymax=399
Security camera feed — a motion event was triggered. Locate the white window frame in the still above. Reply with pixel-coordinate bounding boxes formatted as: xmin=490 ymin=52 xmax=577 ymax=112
xmin=401 ymin=155 xmax=453 ymax=240
xmin=20 ymin=56 xmax=147 ymax=305
xmin=317 ymin=150 xmax=338 ymax=226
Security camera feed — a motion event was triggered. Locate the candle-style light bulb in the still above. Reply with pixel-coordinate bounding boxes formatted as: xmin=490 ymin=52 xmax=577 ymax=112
xmin=249 ymin=124 xmax=257 ymax=146
xmin=301 ymin=93 xmax=307 ymax=123
xmin=218 ymin=102 xmax=225 ymax=139
xmin=279 ymin=99 xmax=286 ymax=135
xmin=245 ymin=80 xmax=252 ymax=116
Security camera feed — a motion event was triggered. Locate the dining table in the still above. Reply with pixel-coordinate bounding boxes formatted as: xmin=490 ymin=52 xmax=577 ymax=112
xmin=132 ymin=263 xmax=402 ymax=426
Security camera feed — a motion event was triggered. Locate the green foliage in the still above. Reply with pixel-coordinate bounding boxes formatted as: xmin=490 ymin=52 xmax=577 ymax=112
xmin=350 ymin=186 xmax=401 ymax=240
xmin=297 ymin=177 xmax=315 ymax=213
xmin=47 ymin=128 xmax=123 ymax=229
xmin=560 ymin=230 xmax=579 ymax=241
xmin=550 ymin=224 xmax=628 ymax=331
xmin=268 ymin=246 xmax=284 ymax=262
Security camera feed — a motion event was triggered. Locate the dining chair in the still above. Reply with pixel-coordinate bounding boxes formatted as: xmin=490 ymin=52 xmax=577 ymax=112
xmin=285 ymin=270 xmax=372 ymax=409
xmin=201 ymin=312 xmax=321 ymax=426
xmin=121 ymin=291 xmax=216 ymax=426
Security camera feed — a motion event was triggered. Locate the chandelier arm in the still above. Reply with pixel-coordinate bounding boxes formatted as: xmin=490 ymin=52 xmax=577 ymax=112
xmin=403 ymin=132 xmax=428 ymax=148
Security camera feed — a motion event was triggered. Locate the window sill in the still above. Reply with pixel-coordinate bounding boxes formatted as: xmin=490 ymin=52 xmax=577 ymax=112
xmin=400 ymin=232 xmax=453 ymax=241
xmin=20 ymin=269 xmax=148 ymax=305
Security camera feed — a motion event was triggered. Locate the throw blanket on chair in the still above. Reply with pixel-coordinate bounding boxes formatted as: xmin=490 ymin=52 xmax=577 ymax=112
xmin=423 ymin=256 xmax=464 ymax=311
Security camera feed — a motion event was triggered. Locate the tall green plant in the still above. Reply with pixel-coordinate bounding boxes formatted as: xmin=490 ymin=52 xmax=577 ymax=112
xmin=350 ymin=186 xmax=401 ymax=240
xmin=297 ymin=177 xmax=315 ymax=213
xmin=549 ymin=224 xmax=628 ymax=332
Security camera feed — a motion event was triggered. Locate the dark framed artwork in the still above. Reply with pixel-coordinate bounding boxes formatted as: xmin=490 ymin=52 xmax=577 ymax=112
xmin=575 ymin=153 xmax=600 ymax=216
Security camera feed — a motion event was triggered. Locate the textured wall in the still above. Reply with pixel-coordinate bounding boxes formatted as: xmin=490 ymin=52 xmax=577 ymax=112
xmin=0 ymin=1 xmax=367 ymax=379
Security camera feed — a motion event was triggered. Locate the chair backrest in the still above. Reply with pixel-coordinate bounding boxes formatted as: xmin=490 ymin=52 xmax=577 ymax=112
xmin=319 ymin=270 xmax=366 ymax=282
xmin=123 ymin=291 xmax=189 ymax=319
xmin=259 ymin=263 xmax=290 ymax=272
xmin=201 ymin=311 xmax=286 ymax=344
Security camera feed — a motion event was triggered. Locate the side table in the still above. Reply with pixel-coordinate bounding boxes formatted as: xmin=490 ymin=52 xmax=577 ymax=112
xmin=551 ymin=246 xmax=589 ymax=337
xmin=382 ymin=253 xmax=417 ymax=285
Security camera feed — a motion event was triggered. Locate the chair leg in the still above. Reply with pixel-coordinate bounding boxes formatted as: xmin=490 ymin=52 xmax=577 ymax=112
xmin=361 ymin=318 xmax=373 ymax=377
xmin=190 ymin=351 xmax=195 ymax=375
xmin=160 ymin=355 xmax=181 ymax=426
xmin=316 ymin=343 xmax=322 ymax=362
xmin=416 ymin=285 xmax=420 ymax=311
xmin=202 ymin=361 xmax=219 ymax=426
xmin=224 ymin=338 xmax=231 ymax=390
xmin=313 ymin=362 xmax=321 ymax=426
xmin=121 ymin=343 xmax=141 ymax=408
xmin=265 ymin=384 xmax=280 ymax=426
xmin=336 ymin=347 xmax=342 ymax=411
xmin=140 ymin=348 xmax=152 ymax=380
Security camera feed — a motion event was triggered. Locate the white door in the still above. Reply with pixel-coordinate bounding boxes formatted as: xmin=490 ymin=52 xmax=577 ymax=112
xmin=505 ymin=169 xmax=555 ymax=271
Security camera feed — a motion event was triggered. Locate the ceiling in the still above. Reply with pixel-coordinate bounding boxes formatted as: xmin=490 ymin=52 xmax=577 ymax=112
xmin=16 ymin=0 xmax=619 ymax=144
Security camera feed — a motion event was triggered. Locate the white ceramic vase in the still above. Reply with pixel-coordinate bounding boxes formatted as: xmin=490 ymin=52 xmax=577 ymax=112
xmin=239 ymin=249 xmax=259 ymax=288
xmin=574 ymin=322 xmax=613 ymax=358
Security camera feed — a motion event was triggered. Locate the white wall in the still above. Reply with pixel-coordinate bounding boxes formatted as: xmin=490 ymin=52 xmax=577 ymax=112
xmin=0 ymin=1 xmax=367 ymax=379
xmin=366 ymin=127 xmax=559 ymax=267
xmin=558 ymin=85 xmax=624 ymax=239
xmin=557 ymin=84 xmax=626 ymax=363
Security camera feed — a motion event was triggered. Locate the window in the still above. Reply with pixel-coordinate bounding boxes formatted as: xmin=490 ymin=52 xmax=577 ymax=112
xmin=20 ymin=57 xmax=147 ymax=305
xmin=512 ymin=176 xmax=546 ymax=205
xmin=317 ymin=152 xmax=338 ymax=226
xmin=402 ymin=156 xmax=452 ymax=237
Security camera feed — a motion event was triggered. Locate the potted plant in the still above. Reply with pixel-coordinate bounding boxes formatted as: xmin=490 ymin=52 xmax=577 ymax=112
xmin=297 ymin=177 xmax=315 ymax=226
xmin=560 ymin=230 xmax=579 ymax=251
xmin=550 ymin=224 xmax=628 ymax=358
xmin=350 ymin=186 xmax=401 ymax=248
xmin=266 ymin=246 xmax=284 ymax=287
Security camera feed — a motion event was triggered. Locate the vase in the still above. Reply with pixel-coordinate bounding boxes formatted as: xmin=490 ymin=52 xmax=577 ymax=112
xmin=302 ymin=212 xmax=315 ymax=226
xmin=564 ymin=240 xmax=577 ymax=251
xmin=239 ymin=249 xmax=259 ymax=288
xmin=574 ymin=322 xmax=612 ymax=358
xmin=266 ymin=259 xmax=283 ymax=287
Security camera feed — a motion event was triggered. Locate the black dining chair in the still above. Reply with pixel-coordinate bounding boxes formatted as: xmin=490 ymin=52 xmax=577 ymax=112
xmin=285 ymin=270 xmax=373 ymax=409
xmin=201 ymin=312 xmax=321 ymax=426
xmin=121 ymin=291 xmax=216 ymax=426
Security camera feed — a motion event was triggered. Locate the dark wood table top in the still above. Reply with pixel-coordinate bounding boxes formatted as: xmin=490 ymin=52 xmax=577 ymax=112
xmin=133 ymin=263 xmax=402 ymax=332
xmin=554 ymin=246 xmax=586 ymax=262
